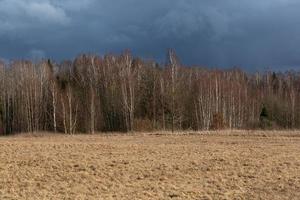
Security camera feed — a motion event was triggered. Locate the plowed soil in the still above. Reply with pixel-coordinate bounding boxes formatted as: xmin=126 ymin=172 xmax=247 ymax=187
xmin=0 ymin=131 xmax=299 ymax=199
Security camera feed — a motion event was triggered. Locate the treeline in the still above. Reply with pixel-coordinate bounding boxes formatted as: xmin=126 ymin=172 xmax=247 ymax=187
xmin=0 ymin=50 xmax=299 ymax=134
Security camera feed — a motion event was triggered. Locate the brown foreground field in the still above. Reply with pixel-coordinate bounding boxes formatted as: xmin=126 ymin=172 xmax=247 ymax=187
xmin=0 ymin=131 xmax=299 ymax=200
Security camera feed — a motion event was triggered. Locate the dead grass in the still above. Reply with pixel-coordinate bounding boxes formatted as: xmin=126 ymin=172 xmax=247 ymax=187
xmin=0 ymin=131 xmax=299 ymax=199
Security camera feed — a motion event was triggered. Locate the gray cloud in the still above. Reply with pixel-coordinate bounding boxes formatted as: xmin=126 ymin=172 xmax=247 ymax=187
xmin=28 ymin=49 xmax=46 ymax=60
xmin=0 ymin=0 xmax=300 ymax=70
xmin=0 ymin=0 xmax=69 ymax=33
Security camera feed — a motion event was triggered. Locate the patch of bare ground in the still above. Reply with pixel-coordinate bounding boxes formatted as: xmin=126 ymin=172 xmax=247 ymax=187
xmin=0 ymin=131 xmax=299 ymax=199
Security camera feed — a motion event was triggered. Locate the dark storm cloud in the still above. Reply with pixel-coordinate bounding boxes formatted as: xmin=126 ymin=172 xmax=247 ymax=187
xmin=1 ymin=0 xmax=300 ymax=70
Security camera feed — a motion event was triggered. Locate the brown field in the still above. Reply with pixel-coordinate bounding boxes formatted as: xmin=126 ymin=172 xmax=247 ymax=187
xmin=0 ymin=131 xmax=299 ymax=200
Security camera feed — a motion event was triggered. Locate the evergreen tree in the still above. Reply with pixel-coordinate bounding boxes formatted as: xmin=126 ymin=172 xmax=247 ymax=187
xmin=260 ymin=106 xmax=268 ymax=119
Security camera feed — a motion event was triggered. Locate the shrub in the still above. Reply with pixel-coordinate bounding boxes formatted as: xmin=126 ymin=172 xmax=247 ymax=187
xmin=133 ymin=119 xmax=153 ymax=132
xmin=259 ymin=106 xmax=279 ymax=129
xmin=210 ymin=113 xmax=226 ymax=130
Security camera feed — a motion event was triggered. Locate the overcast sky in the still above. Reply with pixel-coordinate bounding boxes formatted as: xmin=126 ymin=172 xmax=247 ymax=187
xmin=1 ymin=0 xmax=300 ymax=70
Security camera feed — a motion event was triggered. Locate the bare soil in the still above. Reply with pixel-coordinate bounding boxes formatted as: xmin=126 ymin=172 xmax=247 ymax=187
xmin=0 ymin=131 xmax=299 ymax=199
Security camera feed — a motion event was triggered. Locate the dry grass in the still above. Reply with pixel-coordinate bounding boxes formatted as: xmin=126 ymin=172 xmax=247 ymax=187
xmin=0 ymin=131 xmax=299 ymax=199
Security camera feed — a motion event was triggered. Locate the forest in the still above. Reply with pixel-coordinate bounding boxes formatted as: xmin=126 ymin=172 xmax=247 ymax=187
xmin=0 ymin=50 xmax=299 ymax=135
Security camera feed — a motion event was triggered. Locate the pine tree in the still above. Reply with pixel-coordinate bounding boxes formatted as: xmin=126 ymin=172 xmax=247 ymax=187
xmin=260 ymin=105 xmax=272 ymax=129
xmin=260 ymin=106 xmax=268 ymax=119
